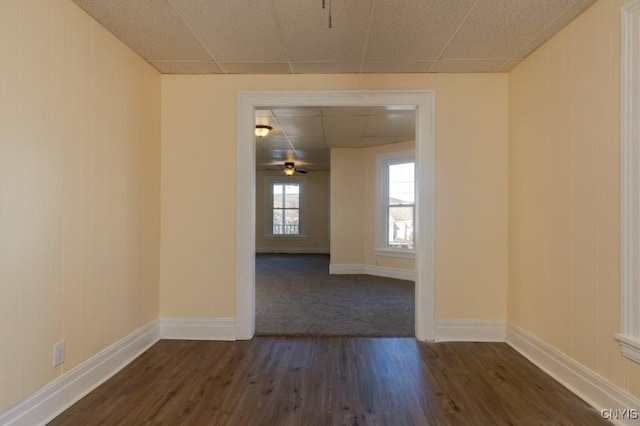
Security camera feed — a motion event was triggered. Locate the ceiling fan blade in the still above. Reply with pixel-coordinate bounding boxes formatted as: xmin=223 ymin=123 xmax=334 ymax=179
xmin=295 ymin=167 xmax=309 ymax=174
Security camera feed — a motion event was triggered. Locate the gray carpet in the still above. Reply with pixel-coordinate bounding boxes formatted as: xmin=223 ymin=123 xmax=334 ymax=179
xmin=255 ymin=254 xmax=414 ymax=336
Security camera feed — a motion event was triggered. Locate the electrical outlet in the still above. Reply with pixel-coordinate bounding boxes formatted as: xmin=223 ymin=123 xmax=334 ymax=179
xmin=53 ymin=341 xmax=65 ymax=367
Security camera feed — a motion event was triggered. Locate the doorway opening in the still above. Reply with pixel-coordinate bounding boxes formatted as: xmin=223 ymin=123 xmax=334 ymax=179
xmin=236 ymin=90 xmax=435 ymax=340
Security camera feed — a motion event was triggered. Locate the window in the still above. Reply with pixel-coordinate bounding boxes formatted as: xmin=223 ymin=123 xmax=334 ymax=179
xmin=376 ymin=150 xmax=415 ymax=256
xmin=272 ymin=182 xmax=300 ymax=235
xmin=264 ymin=176 xmax=306 ymax=239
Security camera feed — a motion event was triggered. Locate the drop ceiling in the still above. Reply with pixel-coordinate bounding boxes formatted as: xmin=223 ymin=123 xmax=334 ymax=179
xmin=256 ymin=107 xmax=415 ymax=171
xmin=72 ymin=0 xmax=597 ymax=74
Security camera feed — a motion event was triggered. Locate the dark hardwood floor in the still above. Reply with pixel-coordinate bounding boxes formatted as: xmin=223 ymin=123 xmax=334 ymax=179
xmin=50 ymin=338 xmax=605 ymax=425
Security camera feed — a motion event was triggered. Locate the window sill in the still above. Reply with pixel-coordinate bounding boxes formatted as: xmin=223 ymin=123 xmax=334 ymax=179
xmin=615 ymin=333 xmax=640 ymax=364
xmin=375 ymin=248 xmax=415 ymax=259
xmin=264 ymin=234 xmax=308 ymax=241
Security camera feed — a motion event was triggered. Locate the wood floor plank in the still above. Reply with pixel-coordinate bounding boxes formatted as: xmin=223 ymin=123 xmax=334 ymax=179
xmin=49 ymin=338 xmax=606 ymax=425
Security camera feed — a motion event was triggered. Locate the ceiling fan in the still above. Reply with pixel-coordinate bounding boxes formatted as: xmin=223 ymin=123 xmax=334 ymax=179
xmin=283 ymin=162 xmax=308 ymax=176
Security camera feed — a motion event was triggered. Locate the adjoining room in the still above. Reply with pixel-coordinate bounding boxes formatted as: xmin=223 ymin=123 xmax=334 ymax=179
xmin=254 ymin=107 xmax=416 ymax=337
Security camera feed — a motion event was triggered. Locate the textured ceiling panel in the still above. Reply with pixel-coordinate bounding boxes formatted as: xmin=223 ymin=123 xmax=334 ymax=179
xmin=511 ymin=0 xmax=596 ymax=59
xmin=430 ymin=59 xmax=508 ymax=73
xmin=322 ymin=116 xmax=368 ymax=137
xmin=277 ymin=116 xmax=324 ymax=137
xmin=168 ymin=0 xmax=289 ymax=63
xmin=291 ymin=62 xmax=361 ymax=74
xmin=150 ymin=61 xmax=223 ymax=74
xmin=72 ymin=0 xmax=599 ymax=74
xmin=273 ymin=108 xmax=322 ymax=117
xmin=286 ymin=137 xmax=328 ymax=149
xmin=73 ymin=0 xmax=212 ymax=61
xmin=361 ymin=61 xmax=433 ymax=73
xmin=359 ymin=136 xmax=414 ymax=147
xmin=441 ymin=0 xmax=575 ymax=59
xmin=272 ymin=0 xmax=371 ymax=61
xmin=364 ymin=0 xmax=476 ymax=61
xmin=220 ymin=62 xmax=292 ymax=74
xmin=364 ymin=115 xmax=415 ymax=137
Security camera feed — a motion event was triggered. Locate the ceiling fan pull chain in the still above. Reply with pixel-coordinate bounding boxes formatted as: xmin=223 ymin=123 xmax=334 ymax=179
xmin=322 ymin=0 xmax=325 ymax=9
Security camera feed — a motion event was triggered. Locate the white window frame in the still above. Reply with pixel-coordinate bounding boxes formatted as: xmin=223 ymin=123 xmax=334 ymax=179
xmin=263 ymin=175 xmax=307 ymax=240
xmin=618 ymin=0 xmax=640 ymax=363
xmin=375 ymin=149 xmax=416 ymax=259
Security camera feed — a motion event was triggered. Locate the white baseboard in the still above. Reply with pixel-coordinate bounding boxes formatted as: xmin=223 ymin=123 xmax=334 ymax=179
xmin=435 ymin=320 xmax=506 ymax=342
xmin=0 ymin=319 xmax=160 ymax=426
xmin=256 ymin=246 xmax=330 ymax=254
xmin=329 ymin=263 xmax=414 ymax=281
xmin=159 ymin=317 xmax=236 ymax=341
xmin=507 ymin=324 xmax=640 ymax=425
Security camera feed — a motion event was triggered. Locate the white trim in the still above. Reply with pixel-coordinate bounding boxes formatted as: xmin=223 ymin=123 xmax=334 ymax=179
xmin=237 ymin=90 xmax=436 ymax=341
xmin=619 ymin=0 xmax=640 ymax=363
xmin=0 ymin=320 xmax=160 ymax=426
xmin=374 ymin=248 xmax=416 ymax=259
xmin=256 ymin=246 xmax=330 ymax=254
xmin=507 ymin=324 xmax=640 ymax=425
xmin=434 ymin=320 xmax=506 ymax=342
xmin=329 ymin=263 xmax=415 ymax=281
xmin=159 ymin=317 xmax=236 ymax=341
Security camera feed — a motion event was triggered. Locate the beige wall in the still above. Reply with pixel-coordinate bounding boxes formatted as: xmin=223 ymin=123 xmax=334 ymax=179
xmin=160 ymin=73 xmax=509 ymax=321
xmin=330 ymin=140 xmax=416 ymax=270
xmin=256 ymin=170 xmax=330 ymax=252
xmin=508 ymin=0 xmax=640 ymax=397
xmin=0 ymin=0 xmax=161 ymax=411
xmin=330 ymin=149 xmax=366 ymax=264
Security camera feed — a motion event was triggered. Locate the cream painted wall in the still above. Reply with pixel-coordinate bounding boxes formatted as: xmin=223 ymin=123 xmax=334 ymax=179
xmin=0 ymin=0 xmax=161 ymax=412
xmin=160 ymin=73 xmax=509 ymax=321
xmin=508 ymin=0 xmax=640 ymax=397
xmin=256 ymin=170 xmax=330 ymax=252
xmin=330 ymin=140 xmax=416 ymax=270
xmin=330 ymin=149 xmax=365 ymax=263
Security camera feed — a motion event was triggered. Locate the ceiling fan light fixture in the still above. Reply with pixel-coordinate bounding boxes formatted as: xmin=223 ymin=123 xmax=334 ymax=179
xmin=283 ymin=162 xmax=295 ymax=176
xmin=255 ymin=125 xmax=272 ymax=138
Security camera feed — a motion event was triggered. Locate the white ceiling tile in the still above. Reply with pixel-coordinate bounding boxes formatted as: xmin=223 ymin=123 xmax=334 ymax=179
xmin=321 ymin=107 xmax=377 ymax=117
xmin=256 ymin=136 xmax=292 ymax=150
xmin=359 ymin=136 xmax=414 ymax=148
xmin=292 ymin=62 xmax=360 ymax=74
xmin=441 ymin=0 xmax=575 ymax=59
xmin=277 ymin=116 xmax=324 ymax=137
xmin=73 ymin=0 xmax=212 ymax=61
xmin=150 ymin=61 xmax=223 ymax=74
xmin=430 ymin=59 xmax=507 ymax=73
xmin=286 ymin=137 xmax=327 ymax=150
xmin=294 ymin=149 xmax=330 ymax=163
xmin=272 ymin=108 xmax=322 ymax=117
xmin=322 ymin=116 xmax=368 ymax=137
xmin=255 ymin=110 xmax=274 ymax=118
xmin=325 ymin=137 xmax=363 ymax=148
xmin=220 ymin=62 xmax=292 ymax=74
xmin=363 ymin=115 xmax=414 ymax=137
xmin=272 ymin=0 xmax=371 ymax=61
xmin=364 ymin=0 xmax=476 ymax=61
xmin=168 ymin=0 xmax=289 ymax=63
xmin=361 ymin=61 xmax=433 ymax=73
